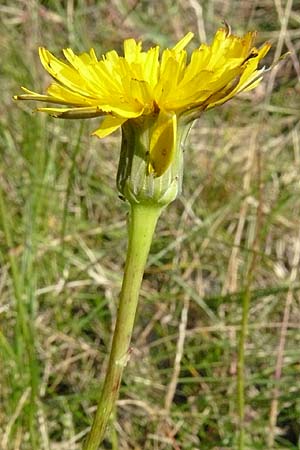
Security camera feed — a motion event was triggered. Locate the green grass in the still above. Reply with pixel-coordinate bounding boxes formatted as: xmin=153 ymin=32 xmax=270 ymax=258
xmin=1 ymin=0 xmax=300 ymax=449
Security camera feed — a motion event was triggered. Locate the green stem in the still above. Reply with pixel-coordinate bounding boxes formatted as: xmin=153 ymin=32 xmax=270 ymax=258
xmin=237 ymin=287 xmax=251 ymax=450
xmin=83 ymin=202 xmax=163 ymax=450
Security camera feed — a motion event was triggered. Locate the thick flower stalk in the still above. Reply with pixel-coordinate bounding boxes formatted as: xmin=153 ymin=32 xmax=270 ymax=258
xmin=15 ymin=27 xmax=270 ymax=450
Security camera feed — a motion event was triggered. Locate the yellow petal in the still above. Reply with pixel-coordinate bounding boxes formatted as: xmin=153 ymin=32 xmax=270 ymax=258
xmin=124 ymin=38 xmax=142 ymax=63
xmin=257 ymin=42 xmax=272 ymax=59
xmin=149 ymin=111 xmax=177 ymax=177
xmin=92 ymin=115 xmax=127 ymax=138
xmin=172 ymin=32 xmax=194 ymax=52
xmin=47 ymin=83 xmax=94 ymax=105
xmin=129 ymin=79 xmax=153 ymax=105
xmin=143 ymin=46 xmax=160 ymax=87
xmin=39 ymin=47 xmax=95 ymax=97
xmin=99 ymin=103 xmax=144 ymax=118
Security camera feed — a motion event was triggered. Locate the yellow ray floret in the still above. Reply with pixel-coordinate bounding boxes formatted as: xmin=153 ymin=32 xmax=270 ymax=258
xmin=148 ymin=111 xmax=177 ymax=177
xmin=15 ymin=27 xmax=271 ymax=176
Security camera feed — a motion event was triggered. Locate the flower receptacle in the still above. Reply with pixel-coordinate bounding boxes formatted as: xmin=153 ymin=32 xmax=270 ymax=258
xmin=117 ymin=115 xmax=190 ymax=207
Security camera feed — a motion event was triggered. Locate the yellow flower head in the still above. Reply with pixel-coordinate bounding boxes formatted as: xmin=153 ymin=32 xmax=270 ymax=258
xmin=15 ymin=27 xmax=270 ymax=177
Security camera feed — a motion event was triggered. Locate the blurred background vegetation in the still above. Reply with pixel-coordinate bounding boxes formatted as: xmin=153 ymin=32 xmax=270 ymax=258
xmin=0 ymin=0 xmax=300 ymax=449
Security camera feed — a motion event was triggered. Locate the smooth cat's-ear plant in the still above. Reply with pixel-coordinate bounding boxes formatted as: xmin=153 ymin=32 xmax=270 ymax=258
xmin=15 ymin=27 xmax=270 ymax=450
